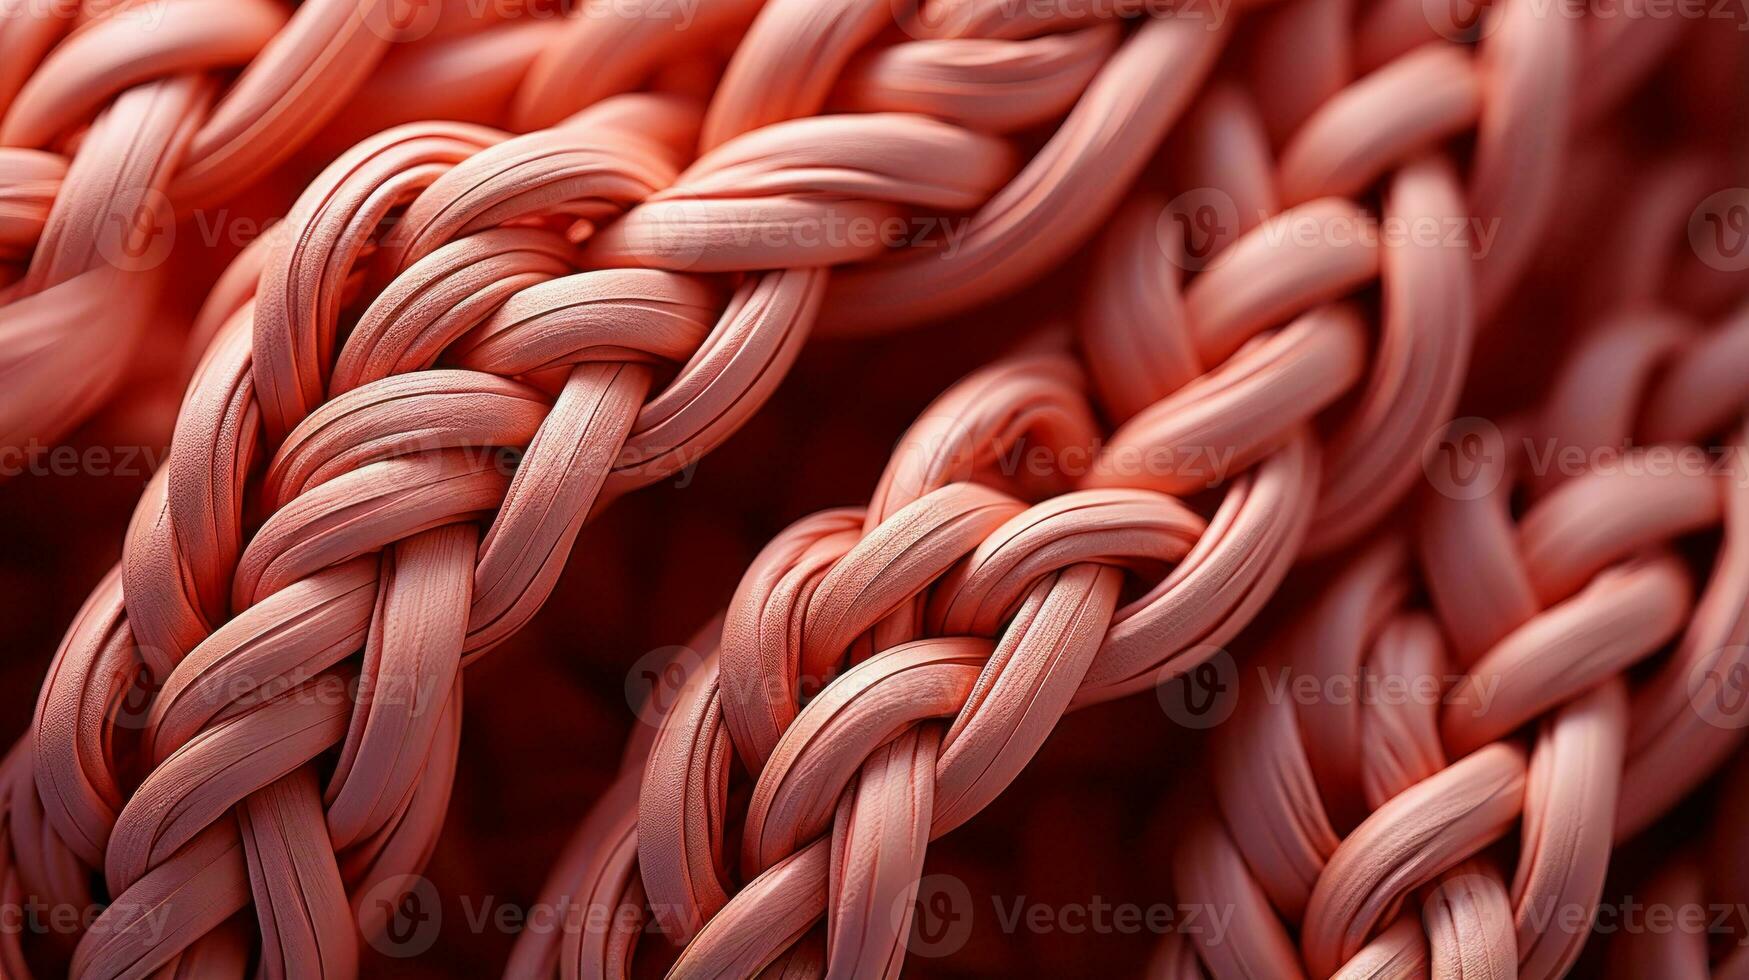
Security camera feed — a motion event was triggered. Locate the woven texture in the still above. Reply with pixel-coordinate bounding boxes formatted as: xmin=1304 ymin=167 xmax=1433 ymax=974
xmin=0 ymin=1 xmax=1744 ymax=978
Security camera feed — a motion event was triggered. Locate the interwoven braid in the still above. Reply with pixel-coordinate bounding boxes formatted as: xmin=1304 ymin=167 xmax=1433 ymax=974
xmin=1160 ymin=294 xmax=1749 ymax=976
xmin=1071 ymin=0 xmax=1647 ymax=555
xmin=508 ymin=322 xmax=1467 ymax=975
xmin=508 ymin=8 xmax=1742 ymax=978
xmin=0 ymin=0 xmax=1737 ymax=978
xmin=0 ymin=0 xmax=1237 ymax=469
xmin=502 ymin=39 xmax=1581 ymax=955
xmin=0 ymin=5 xmax=1260 ymax=977
xmin=0 ymin=0 xmax=415 ymax=459
xmin=1606 ymin=747 xmax=1749 ymax=973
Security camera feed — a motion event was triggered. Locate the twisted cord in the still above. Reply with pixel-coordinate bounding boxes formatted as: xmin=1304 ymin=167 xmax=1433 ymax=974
xmin=522 ymin=311 xmax=1456 ymax=974
xmin=0 ymin=0 xmax=405 ymax=458
xmin=513 ymin=4 xmax=1727 ymax=977
xmin=1607 ymin=749 xmax=1749 ymax=972
xmin=0 ymin=7 xmax=1248 ymax=978
xmin=516 ymin=94 xmax=1545 ymax=965
xmin=1165 ymin=263 xmax=1749 ymax=977
xmin=1073 ymin=0 xmax=1591 ymax=556
xmin=0 ymin=0 xmax=1731 ymax=977
xmin=0 ymin=0 xmax=1237 ymax=462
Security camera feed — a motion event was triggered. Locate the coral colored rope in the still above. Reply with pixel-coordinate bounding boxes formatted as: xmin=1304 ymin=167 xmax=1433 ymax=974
xmin=0 ymin=1 xmax=1739 ymax=978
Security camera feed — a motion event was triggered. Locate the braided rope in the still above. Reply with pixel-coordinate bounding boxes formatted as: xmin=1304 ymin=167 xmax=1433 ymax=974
xmin=0 ymin=0 xmax=410 ymax=457
xmin=0 ymin=5 xmax=1257 ymax=977
xmin=0 ymin=0 xmax=1736 ymax=977
xmin=0 ymin=0 xmax=1236 ymax=465
xmin=508 ymin=6 xmax=1744 ymax=978
xmin=1603 ymin=748 xmax=1749 ymax=973
xmin=1161 ymin=218 xmax=1749 ymax=980
xmin=505 ymin=11 xmax=1578 ymax=956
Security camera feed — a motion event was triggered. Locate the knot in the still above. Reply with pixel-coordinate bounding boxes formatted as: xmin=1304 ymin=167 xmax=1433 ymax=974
xmin=628 ymin=333 xmax=1316 ymax=971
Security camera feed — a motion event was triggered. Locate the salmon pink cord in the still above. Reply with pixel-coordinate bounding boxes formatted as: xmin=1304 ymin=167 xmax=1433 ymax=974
xmin=2 ymin=4 xmax=1230 ymax=976
xmin=1160 ymin=258 xmax=1749 ymax=977
xmin=0 ymin=0 xmax=1740 ymax=978
xmin=0 ymin=0 xmax=409 ymax=460
xmin=514 ymin=10 xmax=1745 ymax=980
xmin=511 ymin=234 xmax=1735 ymax=976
